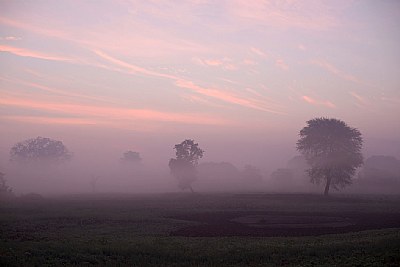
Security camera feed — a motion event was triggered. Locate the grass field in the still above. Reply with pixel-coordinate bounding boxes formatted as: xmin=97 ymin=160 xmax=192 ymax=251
xmin=1 ymin=193 xmax=400 ymax=266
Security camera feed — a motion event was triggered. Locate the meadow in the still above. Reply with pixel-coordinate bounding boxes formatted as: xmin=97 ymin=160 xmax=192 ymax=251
xmin=1 ymin=192 xmax=399 ymax=266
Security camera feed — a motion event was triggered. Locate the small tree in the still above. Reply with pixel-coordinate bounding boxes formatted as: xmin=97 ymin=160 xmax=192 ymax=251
xmin=270 ymin=168 xmax=294 ymax=182
xmin=296 ymin=118 xmax=363 ymax=196
xmin=0 ymin=172 xmax=14 ymax=201
xmin=10 ymin=136 xmax=72 ymax=164
xmin=0 ymin=172 xmax=12 ymax=194
xmin=120 ymin=151 xmax=142 ymax=164
xmin=169 ymin=139 xmax=204 ymax=193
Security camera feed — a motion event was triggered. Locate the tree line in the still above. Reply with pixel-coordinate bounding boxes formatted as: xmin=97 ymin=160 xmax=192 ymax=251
xmin=2 ymin=117 xmax=399 ymax=196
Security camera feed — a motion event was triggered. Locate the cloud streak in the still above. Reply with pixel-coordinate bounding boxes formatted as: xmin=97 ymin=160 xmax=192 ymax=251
xmin=193 ymin=57 xmax=237 ymax=70
xmin=175 ymin=79 xmax=284 ymax=114
xmin=228 ymin=0 xmax=339 ymax=31
xmin=250 ymin=47 xmax=267 ymax=58
xmin=1 ymin=115 xmax=98 ymax=125
xmin=275 ymin=59 xmax=289 ymax=71
xmin=349 ymin=91 xmax=369 ymax=107
xmin=0 ymin=76 xmax=113 ymax=104
xmin=0 ymin=95 xmax=230 ymax=126
xmin=302 ymin=95 xmax=335 ymax=108
xmin=94 ymin=50 xmax=283 ymax=114
xmin=0 ymin=44 xmax=73 ymax=62
xmin=311 ymin=59 xmax=368 ymax=86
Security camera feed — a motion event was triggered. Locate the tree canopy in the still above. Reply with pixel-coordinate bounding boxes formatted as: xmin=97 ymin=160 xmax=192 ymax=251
xmin=10 ymin=136 xmax=72 ymax=164
xmin=169 ymin=139 xmax=204 ymax=192
xmin=173 ymin=139 xmax=204 ymax=165
xmin=296 ymin=118 xmax=363 ymax=195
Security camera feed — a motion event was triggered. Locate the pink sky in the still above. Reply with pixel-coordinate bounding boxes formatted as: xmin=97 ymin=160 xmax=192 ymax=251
xmin=1 ymin=0 xmax=399 ymax=167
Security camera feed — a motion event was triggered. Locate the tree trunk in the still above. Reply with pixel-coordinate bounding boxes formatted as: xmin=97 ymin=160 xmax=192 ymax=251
xmin=189 ymin=186 xmax=194 ymax=193
xmin=324 ymin=175 xmax=331 ymax=196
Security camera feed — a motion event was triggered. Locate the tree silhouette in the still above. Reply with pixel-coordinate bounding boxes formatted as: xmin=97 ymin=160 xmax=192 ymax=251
xmin=169 ymin=139 xmax=204 ymax=193
xmin=0 ymin=172 xmax=14 ymax=202
xmin=296 ymin=118 xmax=363 ymax=196
xmin=0 ymin=172 xmax=12 ymax=194
xmin=10 ymin=136 xmax=72 ymax=164
xmin=120 ymin=151 xmax=142 ymax=164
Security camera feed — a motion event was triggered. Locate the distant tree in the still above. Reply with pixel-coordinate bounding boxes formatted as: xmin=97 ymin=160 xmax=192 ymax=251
xmin=198 ymin=162 xmax=240 ymax=180
xmin=359 ymin=155 xmax=400 ymax=184
xmin=296 ymin=118 xmax=363 ymax=196
xmin=0 ymin=172 xmax=14 ymax=201
xmin=362 ymin=155 xmax=400 ymax=176
xmin=120 ymin=151 xmax=142 ymax=164
xmin=286 ymin=155 xmax=310 ymax=181
xmin=10 ymin=136 xmax=72 ymax=164
xmin=0 ymin=172 xmax=12 ymax=194
xmin=242 ymin=165 xmax=263 ymax=183
xmin=270 ymin=168 xmax=294 ymax=182
xmin=169 ymin=139 xmax=204 ymax=193
xmin=287 ymin=155 xmax=308 ymax=172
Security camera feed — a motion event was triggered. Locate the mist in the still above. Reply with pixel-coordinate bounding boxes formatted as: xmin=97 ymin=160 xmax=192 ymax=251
xmin=1 ymin=123 xmax=399 ymax=196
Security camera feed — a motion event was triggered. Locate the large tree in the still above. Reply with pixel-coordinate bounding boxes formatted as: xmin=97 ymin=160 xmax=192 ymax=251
xmin=296 ymin=118 xmax=363 ymax=196
xmin=169 ymin=139 xmax=204 ymax=193
xmin=10 ymin=136 xmax=72 ymax=164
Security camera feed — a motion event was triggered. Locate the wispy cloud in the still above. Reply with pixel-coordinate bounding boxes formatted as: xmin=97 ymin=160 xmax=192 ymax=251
xmin=349 ymin=91 xmax=369 ymax=107
xmin=310 ymin=59 xmax=367 ymax=85
xmin=0 ymin=16 xmax=71 ymax=41
xmin=0 ymin=36 xmax=21 ymax=41
xmin=203 ymin=59 xmax=223 ymax=66
xmin=95 ymin=50 xmax=283 ymax=114
xmin=0 ymin=44 xmax=73 ymax=62
xmin=245 ymin=88 xmax=263 ymax=98
xmin=1 ymin=115 xmax=98 ymax=125
xmin=93 ymin=49 xmax=178 ymax=80
xmin=250 ymin=47 xmax=267 ymax=58
xmin=0 ymin=15 xmax=209 ymax=59
xmin=193 ymin=57 xmax=237 ymax=70
xmin=228 ymin=1 xmax=339 ymax=31
xmin=181 ymin=94 xmax=226 ymax=108
xmin=302 ymin=95 xmax=335 ymax=108
xmin=0 ymin=95 xmax=230 ymax=126
xmin=175 ymin=79 xmax=284 ymax=114
xmin=0 ymin=76 xmax=117 ymax=105
xmin=275 ymin=59 xmax=289 ymax=71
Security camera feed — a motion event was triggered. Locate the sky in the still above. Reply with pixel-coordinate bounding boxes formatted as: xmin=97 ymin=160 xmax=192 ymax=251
xmin=1 ymin=0 xmax=400 ymax=171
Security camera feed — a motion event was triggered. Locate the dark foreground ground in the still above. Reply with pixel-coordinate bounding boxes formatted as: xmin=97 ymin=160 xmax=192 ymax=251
xmin=1 ymin=193 xmax=400 ymax=266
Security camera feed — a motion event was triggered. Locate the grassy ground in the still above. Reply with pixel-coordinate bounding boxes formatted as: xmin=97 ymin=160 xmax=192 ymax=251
xmin=0 ymin=193 xmax=399 ymax=266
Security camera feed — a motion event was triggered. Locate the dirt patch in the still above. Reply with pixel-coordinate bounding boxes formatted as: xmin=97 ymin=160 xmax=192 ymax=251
xmin=169 ymin=211 xmax=400 ymax=237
